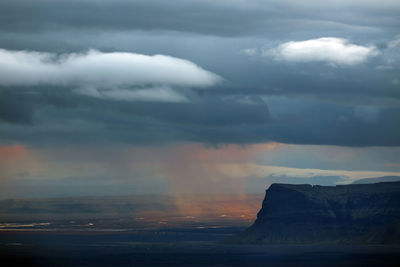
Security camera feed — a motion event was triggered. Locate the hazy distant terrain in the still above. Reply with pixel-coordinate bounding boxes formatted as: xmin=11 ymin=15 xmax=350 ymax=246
xmin=352 ymin=176 xmax=400 ymax=184
xmin=0 ymin=194 xmax=263 ymax=231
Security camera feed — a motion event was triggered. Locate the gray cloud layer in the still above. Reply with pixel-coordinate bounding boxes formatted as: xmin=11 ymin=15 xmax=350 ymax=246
xmin=1 ymin=0 xmax=399 ymax=37
xmin=0 ymin=0 xmax=399 ymax=147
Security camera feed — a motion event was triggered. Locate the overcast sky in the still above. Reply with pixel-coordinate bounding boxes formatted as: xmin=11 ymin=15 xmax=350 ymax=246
xmin=0 ymin=0 xmax=399 ymax=198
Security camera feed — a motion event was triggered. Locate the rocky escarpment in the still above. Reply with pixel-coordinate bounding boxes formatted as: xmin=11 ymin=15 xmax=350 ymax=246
xmin=236 ymin=182 xmax=400 ymax=244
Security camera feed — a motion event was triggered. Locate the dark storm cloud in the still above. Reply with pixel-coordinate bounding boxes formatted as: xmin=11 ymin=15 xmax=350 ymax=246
xmin=0 ymin=90 xmax=270 ymax=145
xmin=0 ymin=89 xmax=399 ymax=146
xmin=0 ymin=0 xmax=399 ymax=147
xmin=0 ymin=91 xmax=34 ymax=124
xmin=0 ymin=0 xmax=262 ymax=36
xmin=0 ymin=0 xmax=399 ymax=37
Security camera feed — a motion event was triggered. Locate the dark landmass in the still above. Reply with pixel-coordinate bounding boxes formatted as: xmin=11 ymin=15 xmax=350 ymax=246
xmin=1 ymin=230 xmax=400 ymax=266
xmin=1 ymin=190 xmax=400 ymax=265
xmin=236 ymin=182 xmax=400 ymax=244
xmin=352 ymin=176 xmax=400 ymax=184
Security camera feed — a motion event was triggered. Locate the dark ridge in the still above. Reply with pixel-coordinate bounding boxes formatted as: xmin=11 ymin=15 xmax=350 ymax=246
xmin=233 ymin=182 xmax=400 ymax=244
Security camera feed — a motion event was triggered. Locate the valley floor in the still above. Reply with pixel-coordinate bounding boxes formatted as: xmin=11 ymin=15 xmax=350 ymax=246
xmin=1 ymin=229 xmax=400 ymax=266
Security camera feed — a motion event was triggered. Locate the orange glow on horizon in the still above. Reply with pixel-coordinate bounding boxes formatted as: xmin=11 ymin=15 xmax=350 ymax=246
xmin=0 ymin=144 xmax=28 ymax=162
xmin=135 ymin=194 xmax=264 ymax=227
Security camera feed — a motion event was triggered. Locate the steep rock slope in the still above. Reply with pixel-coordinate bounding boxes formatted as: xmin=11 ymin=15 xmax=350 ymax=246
xmin=236 ymin=182 xmax=400 ymax=244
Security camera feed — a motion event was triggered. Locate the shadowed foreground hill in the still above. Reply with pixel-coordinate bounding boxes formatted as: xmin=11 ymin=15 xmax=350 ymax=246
xmin=235 ymin=182 xmax=400 ymax=244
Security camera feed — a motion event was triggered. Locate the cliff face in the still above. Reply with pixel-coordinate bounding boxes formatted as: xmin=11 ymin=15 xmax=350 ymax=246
xmin=237 ymin=182 xmax=400 ymax=244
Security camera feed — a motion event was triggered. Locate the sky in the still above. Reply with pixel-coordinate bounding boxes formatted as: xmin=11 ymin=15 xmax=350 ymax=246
xmin=0 ymin=0 xmax=399 ymax=198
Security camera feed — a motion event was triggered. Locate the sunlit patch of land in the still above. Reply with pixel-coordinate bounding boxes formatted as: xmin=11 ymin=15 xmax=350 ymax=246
xmin=0 ymin=194 xmax=263 ymax=231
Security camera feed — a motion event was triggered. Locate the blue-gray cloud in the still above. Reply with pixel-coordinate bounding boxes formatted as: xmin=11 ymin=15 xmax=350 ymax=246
xmin=0 ymin=0 xmax=399 ymax=147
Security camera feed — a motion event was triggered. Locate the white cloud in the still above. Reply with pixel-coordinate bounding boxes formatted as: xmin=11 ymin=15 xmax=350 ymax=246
xmin=76 ymin=86 xmax=189 ymax=103
xmin=241 ymin=48 xmax=258 ymax=56
xmin=388 ymin=36 xmax=400 ymax=48
xmin=267 ymin=37 xmax=379 ymax=65
xmin=0 ymin=48 xmax=221 ymax=102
